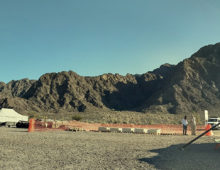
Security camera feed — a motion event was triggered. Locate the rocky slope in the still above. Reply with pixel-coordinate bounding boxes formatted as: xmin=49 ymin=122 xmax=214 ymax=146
xmin=1 ymin=43 xmax=220 ymax=119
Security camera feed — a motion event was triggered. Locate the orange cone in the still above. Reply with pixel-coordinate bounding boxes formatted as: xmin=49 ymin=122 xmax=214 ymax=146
xmin=28 ymin=118 xmax=35 ymax=132
xmin=205 ymin=124 xmax=213 ymax=136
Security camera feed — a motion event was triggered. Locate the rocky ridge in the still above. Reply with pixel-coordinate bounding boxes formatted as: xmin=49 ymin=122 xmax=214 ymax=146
xmin=1 ymin=43 xmax=220 ymax=119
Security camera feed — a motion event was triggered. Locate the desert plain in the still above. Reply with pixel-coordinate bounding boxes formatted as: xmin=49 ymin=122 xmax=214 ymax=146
xmin=0 ymin=127 xmax=220 ymax=170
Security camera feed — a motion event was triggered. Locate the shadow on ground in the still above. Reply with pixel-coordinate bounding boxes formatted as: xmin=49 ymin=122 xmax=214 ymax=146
xmin=139 ymin=143 xmax=220 ymax=170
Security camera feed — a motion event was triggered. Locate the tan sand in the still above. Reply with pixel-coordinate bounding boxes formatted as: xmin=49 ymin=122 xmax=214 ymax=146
xmin=0 ymin=128 xmax=219 ymax=170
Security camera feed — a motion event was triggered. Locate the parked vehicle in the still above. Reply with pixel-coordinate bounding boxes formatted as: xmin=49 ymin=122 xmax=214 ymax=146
xmin=0 ymin=122 xmax=17 ymax=128
xmin=16 ymin=121 xmax=29 ymax=128
xmin=207 ymin=117 xmax=220 ymax=129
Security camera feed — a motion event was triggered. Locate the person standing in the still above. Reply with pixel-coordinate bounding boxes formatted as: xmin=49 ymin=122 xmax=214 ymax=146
xmin=191 ymin=116 xmax=196 ymax=135
xmin=182 ymin=116 xmax=188 ymax=135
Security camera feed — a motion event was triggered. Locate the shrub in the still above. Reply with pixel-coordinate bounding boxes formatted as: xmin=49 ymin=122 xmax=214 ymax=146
xmin=29 ymin=115 xmax=35 ymax=119
xmin=72 ymin=115 xmax=82 ymax=121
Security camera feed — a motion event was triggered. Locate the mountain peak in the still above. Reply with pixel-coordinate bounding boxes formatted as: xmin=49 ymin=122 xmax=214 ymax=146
xmin=191 ymin=42 xmax=220 ymax=59
xmin=1 ymin=43 xmax=220 ymax=121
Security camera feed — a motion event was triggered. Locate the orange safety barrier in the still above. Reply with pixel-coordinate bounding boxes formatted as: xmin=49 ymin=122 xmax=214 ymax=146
xmin=27 ymin=119 xmax=205 ymax=135
xmin=28 ymin=119 xmax=69 ymax=132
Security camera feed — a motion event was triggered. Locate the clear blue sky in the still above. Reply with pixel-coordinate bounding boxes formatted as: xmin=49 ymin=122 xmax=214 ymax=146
xmin=0 ymin=0 xmax=220 ymax=83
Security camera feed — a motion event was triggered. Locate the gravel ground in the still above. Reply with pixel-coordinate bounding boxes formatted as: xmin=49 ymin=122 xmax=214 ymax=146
xmin=0 ymin=128 xmax=219 ymax=170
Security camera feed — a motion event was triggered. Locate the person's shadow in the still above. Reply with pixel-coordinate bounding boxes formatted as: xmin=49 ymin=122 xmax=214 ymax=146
xmin=139 ymin=142 xmax=220 ymax=170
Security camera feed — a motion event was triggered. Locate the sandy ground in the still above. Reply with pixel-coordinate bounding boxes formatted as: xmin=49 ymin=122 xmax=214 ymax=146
xmin=0 ymin=128 xmax=219 ymax=170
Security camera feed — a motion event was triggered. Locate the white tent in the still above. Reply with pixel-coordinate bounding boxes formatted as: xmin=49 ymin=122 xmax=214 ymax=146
xmin=0 ymin=108 xmax=28 ymax=123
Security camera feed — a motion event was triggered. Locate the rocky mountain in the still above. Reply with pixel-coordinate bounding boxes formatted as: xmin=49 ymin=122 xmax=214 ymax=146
xmin=1 ymin=43 xmax=220 ymax=119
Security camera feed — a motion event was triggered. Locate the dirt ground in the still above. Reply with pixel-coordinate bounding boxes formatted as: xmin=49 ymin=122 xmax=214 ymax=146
xmin=0 ymin=128 xmax=219 ymax=170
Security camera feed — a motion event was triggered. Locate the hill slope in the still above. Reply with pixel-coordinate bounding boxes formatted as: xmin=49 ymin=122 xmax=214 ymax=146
xmin=1 ymin=43 xmax=220 ymax=122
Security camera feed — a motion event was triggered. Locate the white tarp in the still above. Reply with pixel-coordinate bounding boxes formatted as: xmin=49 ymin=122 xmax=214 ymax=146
xmin=0 ymin=108 xmax=28 ymax=123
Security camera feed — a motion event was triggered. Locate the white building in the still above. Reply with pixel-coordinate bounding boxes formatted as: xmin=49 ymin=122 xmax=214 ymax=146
xmin=0 ymin=108 xmax=28 ymax=123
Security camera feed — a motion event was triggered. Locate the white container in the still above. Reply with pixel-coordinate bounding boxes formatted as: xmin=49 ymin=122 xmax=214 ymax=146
xmin=98 ymin=127 xmax=110 ymax=132
xmin=147 ymin=129 xmax=161 ymax=135
xmin=110 ymin=127 xmax=122 ymax=133
xmin=134 ymin=128 xmax=148 ymax=134
xmin=122 ymin=128 xmax=135 ymax=133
